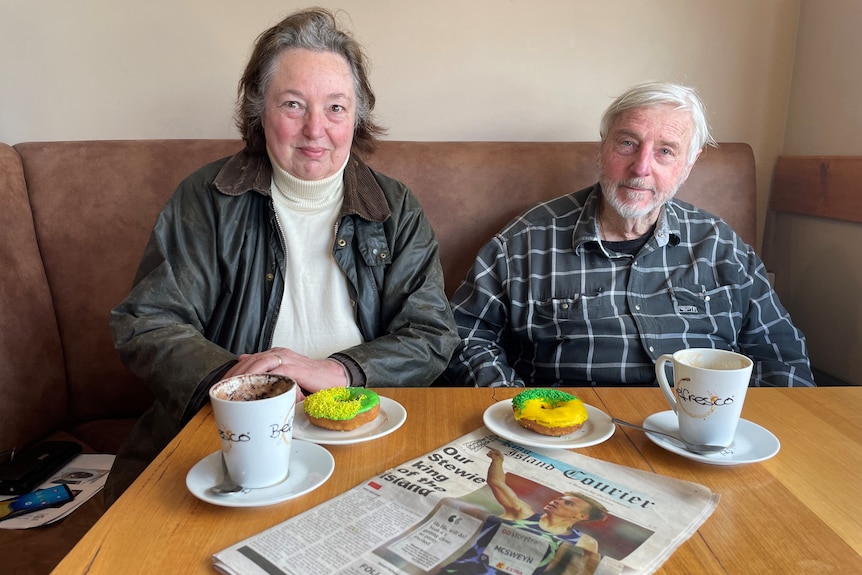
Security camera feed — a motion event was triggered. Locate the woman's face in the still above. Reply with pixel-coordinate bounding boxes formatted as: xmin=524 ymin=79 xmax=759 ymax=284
xmin=263 ymin=48 xmax=356 ymax=181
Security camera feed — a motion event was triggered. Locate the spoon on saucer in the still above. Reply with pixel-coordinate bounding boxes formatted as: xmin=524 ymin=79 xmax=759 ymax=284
xmin=209 ymin=453 xmax=244 ymax=495
xmin=611 ymin=418 xmax=729 ymax=454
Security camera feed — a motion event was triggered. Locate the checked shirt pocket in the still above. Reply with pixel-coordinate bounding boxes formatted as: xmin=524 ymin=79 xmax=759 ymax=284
xmin=533 ymin=291 xmax=619 ymax=322
xmin=666 ymin=284 xmax=732 ymax=318
xmin=527 ymin=292 xmax=621 ymax=342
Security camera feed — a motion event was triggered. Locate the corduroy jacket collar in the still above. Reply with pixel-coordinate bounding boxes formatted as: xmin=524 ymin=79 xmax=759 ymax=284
xmin=213 ymin=147 xmax=391 ymax=223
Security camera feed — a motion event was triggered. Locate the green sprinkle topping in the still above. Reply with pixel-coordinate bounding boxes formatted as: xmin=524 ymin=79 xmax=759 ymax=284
xmin=512 ymin=389 xmax=577 ymax=410
xmin=303 ymin=388 xmax=380 ymax=420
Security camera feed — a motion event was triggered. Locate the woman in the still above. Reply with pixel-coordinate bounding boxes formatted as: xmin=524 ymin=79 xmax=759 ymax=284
xmin=106 ymin=8 xmax=457 ymax=503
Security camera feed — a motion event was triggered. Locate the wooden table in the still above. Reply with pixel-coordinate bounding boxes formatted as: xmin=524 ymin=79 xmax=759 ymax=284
xmin=52 ymin=387 xmax=862 ymax=574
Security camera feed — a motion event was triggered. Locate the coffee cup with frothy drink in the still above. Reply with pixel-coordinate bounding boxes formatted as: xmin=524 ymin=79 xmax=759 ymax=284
xmin=209 ymin=373 xmax=296 ymax=488
xmin=655 ymin=348 xmax=753 ymax=449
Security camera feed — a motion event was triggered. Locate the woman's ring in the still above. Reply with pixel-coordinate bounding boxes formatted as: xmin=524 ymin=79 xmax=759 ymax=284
xmin=275 ymin=354 xmax=283 ymax=367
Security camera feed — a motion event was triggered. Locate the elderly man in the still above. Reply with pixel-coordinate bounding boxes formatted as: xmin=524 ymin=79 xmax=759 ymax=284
xmin=444 ymin=81 xmax=814 ymax=388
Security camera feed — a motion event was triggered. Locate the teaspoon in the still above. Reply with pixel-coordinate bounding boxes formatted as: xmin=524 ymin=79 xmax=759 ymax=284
xmin=612 ymin=418 xmax=729 ymax=454
xmin=209 ymin=452 xmax=244 ymax=495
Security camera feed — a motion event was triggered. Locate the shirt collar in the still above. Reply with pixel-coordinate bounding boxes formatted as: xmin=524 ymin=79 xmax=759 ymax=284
xmin=655 ymin=201 xmax=680 ymax=247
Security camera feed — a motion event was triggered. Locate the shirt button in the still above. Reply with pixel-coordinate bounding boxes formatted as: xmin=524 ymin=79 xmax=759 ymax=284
xmin=649 ymin=346 xmax=655 ymax=352
xmin=266 ymin=273 xmax=274 ymax=281
xmin=635 ymin=305 xmax=641 ymax=311
xmin=561 ymin=303 xmax=569 ymax=310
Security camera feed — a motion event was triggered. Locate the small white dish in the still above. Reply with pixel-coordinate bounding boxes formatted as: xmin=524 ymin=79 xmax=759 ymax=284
xmin=186 ymin=440 xmax=334 ymax=507
xmin=294 ymin=396 xmax=407 ymax=445
xmin=642 ymin=411 xmax=780 ymax=465
xmin=483 ymin=399 xmax=615 ymax=449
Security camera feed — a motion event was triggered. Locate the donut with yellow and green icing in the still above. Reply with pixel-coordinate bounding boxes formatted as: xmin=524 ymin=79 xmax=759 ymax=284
xmin=512 ymin=389 xmax=588 ymax=436
xmin=304 ymin=387 xmax=380 ymax=431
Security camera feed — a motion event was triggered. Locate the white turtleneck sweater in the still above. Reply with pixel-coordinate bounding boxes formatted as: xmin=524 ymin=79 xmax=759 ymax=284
xmin=268 ymin=153 xmax=362 ymax=359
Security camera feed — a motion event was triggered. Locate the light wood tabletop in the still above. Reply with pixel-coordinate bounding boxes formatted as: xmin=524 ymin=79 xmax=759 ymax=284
xmin=52 ymin=387 xmax=862 ymax=574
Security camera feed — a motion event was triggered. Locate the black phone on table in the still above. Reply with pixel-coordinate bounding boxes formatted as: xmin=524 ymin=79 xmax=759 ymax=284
xmin=0 ymin=440 xmax=83 ymax=495
xmin=0 ymin=485 xmax=75 ymax=521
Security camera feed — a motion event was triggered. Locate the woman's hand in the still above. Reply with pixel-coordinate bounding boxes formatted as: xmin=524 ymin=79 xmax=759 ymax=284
xmin=222 ymin=347 xmax=349 ymax=400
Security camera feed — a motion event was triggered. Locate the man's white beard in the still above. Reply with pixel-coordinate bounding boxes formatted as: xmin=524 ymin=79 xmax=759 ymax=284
xmin=600 ymin=176 xmax=679 ymax=220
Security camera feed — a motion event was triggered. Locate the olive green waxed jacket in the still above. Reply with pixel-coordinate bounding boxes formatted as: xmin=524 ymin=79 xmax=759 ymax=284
xmin=106 ymin=149 xmax=457 ymax=502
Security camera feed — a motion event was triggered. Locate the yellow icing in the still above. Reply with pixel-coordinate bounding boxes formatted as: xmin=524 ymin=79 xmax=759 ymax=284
xmin=514 ymin=397 xmax=588 ymax=428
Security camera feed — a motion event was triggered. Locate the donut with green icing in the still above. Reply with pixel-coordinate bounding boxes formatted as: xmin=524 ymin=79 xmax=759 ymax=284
xmin=304 ymin=387 xmax=380 ymax=431
xmin=512 ymin=389 xmax=588 ymax=437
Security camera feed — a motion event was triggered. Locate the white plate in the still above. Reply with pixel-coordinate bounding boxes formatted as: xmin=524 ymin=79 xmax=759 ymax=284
xmin=483 ymin=399 xmax=615 ymax=449
xmin=642 ymin=411 xmax=780 ymax=466
xmin=186 ymin=440 xmax=334 ymax=507
xmin=294 ymin=396 xmax=407 ymax=445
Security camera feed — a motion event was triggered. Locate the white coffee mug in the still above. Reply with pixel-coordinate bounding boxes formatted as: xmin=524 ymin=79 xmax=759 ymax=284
xmin=655 ymin=349 xmax=753 ymax=448
xmin=209 ymin=373 xmax=296 ymax=488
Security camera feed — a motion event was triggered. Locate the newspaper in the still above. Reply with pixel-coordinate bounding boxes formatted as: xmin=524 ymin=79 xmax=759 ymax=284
xmin=0 ymin=453 xmax=114 ymax=529
xmin=213 ymin=429 xmax=718 ymax=575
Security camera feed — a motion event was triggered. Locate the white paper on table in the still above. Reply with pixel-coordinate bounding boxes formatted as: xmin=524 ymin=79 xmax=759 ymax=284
xmin=0 ymin=453 xmax=115 ymax=530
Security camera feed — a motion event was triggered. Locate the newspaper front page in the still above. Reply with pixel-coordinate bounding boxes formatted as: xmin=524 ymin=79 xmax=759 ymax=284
xmin=213 ymin=429 xmax=718 ymax=575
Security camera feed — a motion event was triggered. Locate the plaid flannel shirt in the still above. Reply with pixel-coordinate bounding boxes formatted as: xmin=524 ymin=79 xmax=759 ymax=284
xmin=445 ymin=185 xmax=814 ymax=388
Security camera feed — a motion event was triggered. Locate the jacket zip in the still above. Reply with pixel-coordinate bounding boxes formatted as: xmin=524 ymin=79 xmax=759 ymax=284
xmin=267 ymin=200 xmax=287 ymax=351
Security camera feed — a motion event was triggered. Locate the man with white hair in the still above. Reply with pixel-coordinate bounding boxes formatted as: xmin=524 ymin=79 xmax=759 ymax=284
xmin=444 ymin=82 xmax=814 ymax=388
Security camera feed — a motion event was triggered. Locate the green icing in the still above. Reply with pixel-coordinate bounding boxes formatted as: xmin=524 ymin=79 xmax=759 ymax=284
xmin=512 ymin=389 xmax=577 ymax=410
xmin=304 ymin=388 xmax=380 ymax=421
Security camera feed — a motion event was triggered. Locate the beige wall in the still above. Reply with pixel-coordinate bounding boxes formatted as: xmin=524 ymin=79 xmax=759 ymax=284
xmin=1 ymin=0 xmax=797 ymax=246
xmin=783 ymin=0 xmax=862 ymax=156
xmin=765 ymin=0 xmax=862 ymax=384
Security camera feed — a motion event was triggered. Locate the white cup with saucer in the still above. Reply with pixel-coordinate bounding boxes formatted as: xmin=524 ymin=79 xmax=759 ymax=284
xmin=655 ymin=348 xmax=752 ymax=449
xmin=209 ymin=373 xmax=296 ymax=489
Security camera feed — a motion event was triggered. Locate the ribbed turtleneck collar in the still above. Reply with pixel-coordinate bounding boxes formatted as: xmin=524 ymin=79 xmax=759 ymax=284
xmin=267 ymin=149 xmax=348 ymax=210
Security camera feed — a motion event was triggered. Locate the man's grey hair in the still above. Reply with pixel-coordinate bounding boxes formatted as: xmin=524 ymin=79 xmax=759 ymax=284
xmin=599 ymin=82 xmax=718 ymax=165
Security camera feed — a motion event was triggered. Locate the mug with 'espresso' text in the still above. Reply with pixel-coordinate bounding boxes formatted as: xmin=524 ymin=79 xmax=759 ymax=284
xmin=655 ymin=348 xmax=753 ymax=448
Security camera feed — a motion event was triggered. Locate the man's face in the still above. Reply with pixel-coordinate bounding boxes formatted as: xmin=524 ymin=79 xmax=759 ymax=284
xmin=543 ymin=495 xmax=593 ymax=523
xmin=598 ymin=104 xmax=700 ymax=221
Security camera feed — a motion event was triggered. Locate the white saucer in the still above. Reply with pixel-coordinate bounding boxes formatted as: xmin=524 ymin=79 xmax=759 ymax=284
xmin=642 ymin=411 xmax=780 ymax=466
xmin=483 ymin=399 xmax=615 ymax=449
xmin=294 ymin=396 xmax=407 ymax=445
xmin=186 ymin=440 xmax=334 ymax=507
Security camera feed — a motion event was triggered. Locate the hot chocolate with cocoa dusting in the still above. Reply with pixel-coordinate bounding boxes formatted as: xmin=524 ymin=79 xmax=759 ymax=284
xmin=211 ymin=374 xmax=295 ymax=402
